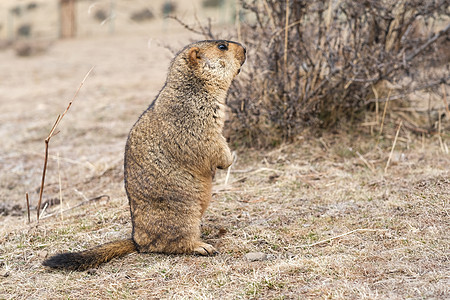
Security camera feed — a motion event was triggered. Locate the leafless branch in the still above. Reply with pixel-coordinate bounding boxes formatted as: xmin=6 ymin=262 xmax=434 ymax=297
xmin=35 ymin=66 xmax=95 ymax=222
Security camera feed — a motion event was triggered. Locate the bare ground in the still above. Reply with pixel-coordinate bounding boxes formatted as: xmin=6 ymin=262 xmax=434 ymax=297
xmin=0 ymin=33 xmax=449 ymax=299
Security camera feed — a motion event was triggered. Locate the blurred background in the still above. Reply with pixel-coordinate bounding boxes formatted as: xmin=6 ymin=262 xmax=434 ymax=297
xmin=0 ymin=0 xmax=235 ymax=40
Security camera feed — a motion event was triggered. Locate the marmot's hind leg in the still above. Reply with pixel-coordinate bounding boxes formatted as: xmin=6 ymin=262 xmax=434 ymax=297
xmin=135 ymin=234 xmax=217 ymax=256
xmin=132 ymin=207 xmax=217 ymax=256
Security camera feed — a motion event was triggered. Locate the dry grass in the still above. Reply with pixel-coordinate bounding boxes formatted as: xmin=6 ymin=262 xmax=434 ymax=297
xmin=0 ymin=32 xmax=449 ymax=299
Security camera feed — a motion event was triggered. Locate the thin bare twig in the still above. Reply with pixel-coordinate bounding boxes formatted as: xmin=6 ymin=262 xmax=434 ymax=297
xmin=402 ymin=122 xmax=438 ymax=135
xmin=40 ymin=203 xmax=49 ymax=219
xmin=294 ymin=228 xmax=387 ymax=248
xmin=437 ymin=108 xmax=448 ymax=154
xmin=25 ymin=193 xmax=30 ymax=224
xmin=262 ymin=0 xmax=276 ymax=30
xmin=235 ymin=0 xmax=241 ymax=43
xmin=442 ymin=83 xmax=449 ymax=119
xmin=40 ymin=195 xmax=110 ymax=220
xmin=364 ymin=77 xmax=449 ymax=105
xmin=74 ymin=188 xmax=90 ymax=202
xmin=379 ymin=90 xmax=391 ymax=136
xmin=356 ymin=151 xmax=375 ymax=173
xmin=57 ymin=152 xmax=63 ymax=221
xmin=193 ymin=13 xmax=214 ymax=39
xmin=166 ymin=16 xmax=204 ymax=36
xmin=405 ymin=23 xmax=450 ymax=62
xmin=235 ymin=167 xmax=282 ymax=174
xmin=385 ymin=120 xmax=403 ymax=174
xmin=283 ymin=0 xmax=289 ymax=82
xmin=36 ymin=66 xmax=95 ymax=222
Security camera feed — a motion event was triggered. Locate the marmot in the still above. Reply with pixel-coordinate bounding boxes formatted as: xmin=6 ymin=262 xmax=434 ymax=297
xmin=42 ymin=40 xmax=246 ymax=271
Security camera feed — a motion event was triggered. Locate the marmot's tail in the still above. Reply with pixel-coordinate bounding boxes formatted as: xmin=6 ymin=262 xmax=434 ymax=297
xmin=42 ymin=238 xmax=137 ymax=271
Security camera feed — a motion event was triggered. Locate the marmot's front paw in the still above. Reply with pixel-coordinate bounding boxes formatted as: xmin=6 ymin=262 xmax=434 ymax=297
xmin=217 ymin=162 xmax=231 ymax=170
xmin=217 ymin=150 xmax=233 ymax=169
xmin=193 ymin=242 xmax=218 ymax=256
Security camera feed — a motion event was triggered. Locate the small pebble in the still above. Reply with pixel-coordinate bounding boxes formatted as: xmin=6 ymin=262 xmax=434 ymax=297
xmin=38 ymin=250 xmax=48 ymax=258
xmin=0 ymin=270 xmax=10 ymax=277
xmin=245 ymin=252 xmax=268 ymax=262
xmin=87 ymin=268 xmax=97 ymax=275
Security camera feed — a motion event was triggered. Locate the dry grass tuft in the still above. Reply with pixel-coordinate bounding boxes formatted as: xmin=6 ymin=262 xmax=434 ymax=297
xmin=1 ymin=124 xmax=449 ymax=298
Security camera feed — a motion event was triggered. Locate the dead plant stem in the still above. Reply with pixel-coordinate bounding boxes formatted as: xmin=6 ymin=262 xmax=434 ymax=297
xmin=262 ymin=0 xmax=276 ymax=30
xmin=385 ymin=120 xmax=403 ymax=174
xmin=296 ymin=228 xmax=386 ymax=248
xmin=379 ymin=90 xmax=391 ymax=137
xmin=57 ymin=152 xmax=63 ymax=221
xmin=235 ymin=0 xmax=241 ymax=43
xmin=39 ymin=195 xmax=109 ymax=220
xmin=356 ymin=151 xmax=375 ymax=173
xmin=283 ymin=0 xmax=289 ymax=83
xmin=365 ymin=76 xmax=448 ymax=105
xmin=437 ymin=108 xmax=448 ymax=154
xmin=35 ymin=66 xmax=95 ymax=222
xmin=25 ymin=193 xmax=30 ymax=224
xmin=405 ymin=23 xmax=450 ymax=62
xmin=441 ymin=83 xmax=449 ymax=119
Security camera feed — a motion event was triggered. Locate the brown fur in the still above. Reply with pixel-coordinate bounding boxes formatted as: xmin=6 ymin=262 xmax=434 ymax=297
xmin=42 ymin=40 xmax=246 ymax=271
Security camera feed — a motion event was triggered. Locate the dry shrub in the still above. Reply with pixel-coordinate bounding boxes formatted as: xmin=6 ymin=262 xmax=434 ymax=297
xmin=222 ymin=0 xmax=449 ymax=147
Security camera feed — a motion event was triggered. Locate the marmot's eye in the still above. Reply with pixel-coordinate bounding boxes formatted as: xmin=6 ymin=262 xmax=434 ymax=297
xmin=218 ymin=44 xmax=228 ymax=51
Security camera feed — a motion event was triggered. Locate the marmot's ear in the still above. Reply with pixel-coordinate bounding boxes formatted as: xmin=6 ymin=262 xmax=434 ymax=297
xmin=188 ymin=47 xmax=200 ymax=66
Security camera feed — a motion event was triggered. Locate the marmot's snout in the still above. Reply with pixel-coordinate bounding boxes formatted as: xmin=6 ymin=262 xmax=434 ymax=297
xmin=227 ymin=41 xmax=246 ymax=75
xmin=230 ymin=41 xmax=246 ymax=66
xmin=240 ymin=45 xmax=247 ymax=63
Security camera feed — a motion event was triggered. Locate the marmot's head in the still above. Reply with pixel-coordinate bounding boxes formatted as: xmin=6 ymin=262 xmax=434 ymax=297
xmin=170 ymin=40 xmax=246 ymax=90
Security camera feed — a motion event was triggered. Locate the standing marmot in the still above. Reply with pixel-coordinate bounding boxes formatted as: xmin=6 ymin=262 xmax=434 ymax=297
xmin=42 ymin=40 xmax=246 ymax=271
